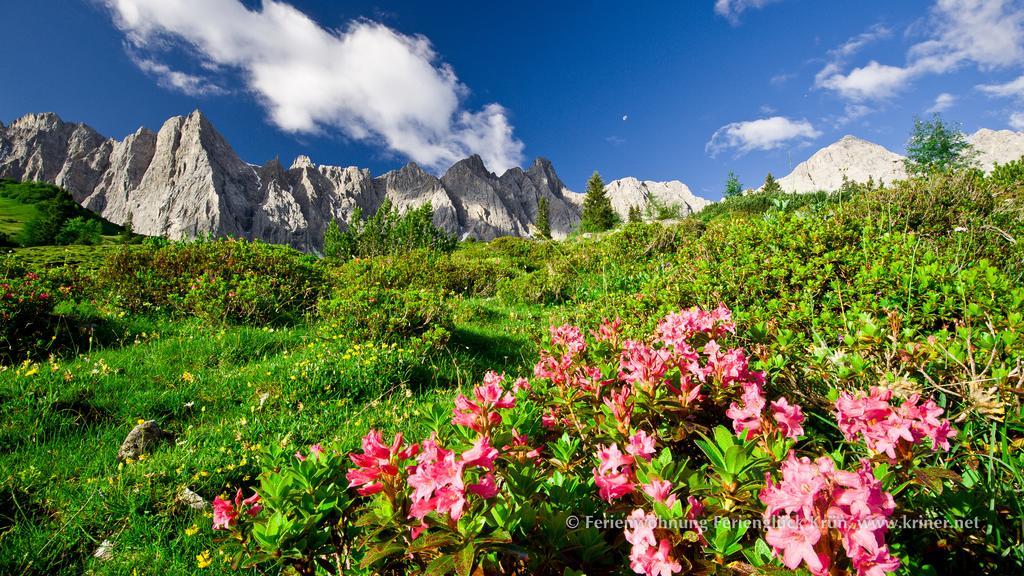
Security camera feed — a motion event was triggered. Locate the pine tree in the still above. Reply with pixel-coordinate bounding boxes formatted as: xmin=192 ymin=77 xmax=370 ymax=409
xmin=579 ymin=171 xmax=618 ymax=233
xmin=725 ymin=171 xmax=743 ymax=198
xmin=535 ymin=197 xmax=552 ymax=239
xmin=628 ymin=204 xmax=643 ymax=223
xmin=322 ymin=219 xmax=346 ymax=259
xmin=119 ymin=213 xmax=135 ymax=244
xmin=762 ymin=172 xmax=782 ymax=195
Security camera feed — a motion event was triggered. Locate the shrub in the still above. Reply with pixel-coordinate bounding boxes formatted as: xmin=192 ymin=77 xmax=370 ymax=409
xmin=329 ymin=200 xmax=456 ymax=260
xmin=99 ymin=238 xmax=324 ymax=324
xmin=0 ymin=271 xmax=87 ymax=361
xmin=318 ymin=285 xmax=454 ymax=344
xmin=213 ymin=306 xmax=1003 ymax=575
xmin=54 ymin=217 xmax=102 ymax=245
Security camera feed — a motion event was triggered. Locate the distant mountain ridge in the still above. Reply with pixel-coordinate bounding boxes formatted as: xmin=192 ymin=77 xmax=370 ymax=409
xmin=774 ymin=130 xmax=1024 ymax=193
xmin=0 ymin=111 xmax=711 ymax=250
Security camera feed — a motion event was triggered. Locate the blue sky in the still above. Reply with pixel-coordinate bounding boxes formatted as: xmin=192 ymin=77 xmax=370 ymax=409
xmin=2 ymin=0 xmax=1024 ymax=199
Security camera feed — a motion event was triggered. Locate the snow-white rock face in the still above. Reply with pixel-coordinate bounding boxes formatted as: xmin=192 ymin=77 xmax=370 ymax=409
xmin=967 ymin=128 xmax=1024 ymax=171
xmin=775 ymin=136 xmax=907 ymax=193
xmin=0 ymin=111 xmax=713 ymax=247
xmin=603 ymin=177 xmax=710 ymax=219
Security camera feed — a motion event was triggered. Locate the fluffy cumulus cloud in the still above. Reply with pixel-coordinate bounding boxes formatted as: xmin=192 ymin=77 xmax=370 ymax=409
xmin=706 ymin=116 xmax=821 ymax=157
xmin=103 ymin=0 xmax=524 ymax=173
xmin=817 ymin=0 xmax=1024 ymax=103
xmin=1010 ymin=112 xmax=1024 ymax=130
xmin=926 ymin=92 xmax=956 ymax=113
xmin=713 ymin=0 xmax=780 ymax=24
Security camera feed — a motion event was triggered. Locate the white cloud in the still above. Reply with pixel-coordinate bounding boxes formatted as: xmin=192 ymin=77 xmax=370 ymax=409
xmin=706 ymin=116 xmax=821 ymax=157
xmin=714 ymin=0 xmax=780 ymax=24
xmin=817 ymin=0 xmax=1024 ymax=103
xmin=817 ymin=61 xmax=913 ymax=101
xmin=103 ymin=0 xmax=524 ymax=173
xmin=926 ymin=92 xmax=956 ymax=113
xmin=978 ymin=74 xmax=1024 ymax=99
xmin=130 ymin=53 xmax=226 ymax=96
xmin=1010 ymin=111 xmax=1024 ymax=130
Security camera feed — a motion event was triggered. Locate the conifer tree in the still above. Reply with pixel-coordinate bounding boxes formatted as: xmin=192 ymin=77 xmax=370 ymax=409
xmin=762 ymin=172 xmax=782 ymax=195
xmin=535 ymin=197 xmax=552 ymax=239
xmin=580 ymin=171 xmax=618 ymax=233
xmin=725 ymin=171 xmax=743 ymax=198
xmin=627 ymin=204 xmax=643 ymax=223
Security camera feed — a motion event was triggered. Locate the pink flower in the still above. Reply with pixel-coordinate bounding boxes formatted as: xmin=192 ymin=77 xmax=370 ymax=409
xmin=626 ymin=430 xmax=657 ymax=461
xmin=212 ymin=495 xmax=237 ymax=530
xmin=347 ymin=430 xmax=418 ymax=496
xmin=603 ymin=385 xmax=633 ymax=430
xmin=467 ymin=472 xmax=500 ymax=499
xmin=506 ymin=428 xmax=541 ymax=461
xmin=593 ymin=443 xmax=635 ymax=501
xmin=761 ymin=453 xmax=899 ymax=576
xmin=835 ymin=387 xmax=956 ymax=461
xmin=407 ymin=435 xmax=466 ymax=525
xmin=656 ymin=305 xmax=735 ymax=352
xmin=212 ymin=488 xmax=261 ymax=530
xmin=452 ymin=372 xmax=515 ymax=432
xmin=550 ymin=324 xmax=587 ymax=356
xmin=764 ymin=518 xmax=827 ymax=575
xmin=726 ymin=381 xmax=766 ymax=439
xmin=624 ymin=509 xmax=658 ymax=548
xmin=770 ymin=397 xmax=805 ymax=439
xmin=642 ymin=479 xmax=677 ymax=507
xmin=591 ymin=317 xmax=622 ymax=345
xmin=461 ymin=435 xmax=499 ymax=470
xmin=619 ymin=340 xmax=671 ymax=391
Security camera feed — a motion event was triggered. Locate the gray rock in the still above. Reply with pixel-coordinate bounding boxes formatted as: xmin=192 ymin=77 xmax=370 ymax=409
xmin=603 ymin=177 xmax=710 ymax=220
xmin=117 ymin=420 xmax=172 ymax=462
xmin=0 ymin=110 xmax=712 ymax=248
xmin=93 ymin=539 xmax=114 ymax=561
xmin=176 ymin=486 xmax=208 ymax=510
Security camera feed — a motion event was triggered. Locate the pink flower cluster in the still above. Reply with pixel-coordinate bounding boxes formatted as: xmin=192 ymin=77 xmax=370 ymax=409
xmin=835 ymin=386 xmax=956 ymax=461
xmin=212 ymin=488 xmax=262 ymax=530
xmin=593 ymin=443 xmax=636 ymax=501
xmin=452 ymin=371 xmax=516 ymax=433
xmin=761 ymin=453 xmax=899 ymax=576
xmin=725 ymin=381 xmax=805 ymax=441
xmin=407 ymin=434 xmax=500 ymax=538
xmin=346 ymin=430 xmax=419 ymax=496
xmin=656 ymin=304 xmax=735 ymax=351
xmin=624 ymin=509 xmax=682 ymax=576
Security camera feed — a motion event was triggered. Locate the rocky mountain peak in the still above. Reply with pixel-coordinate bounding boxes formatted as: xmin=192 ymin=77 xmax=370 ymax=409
xmin=0 ymin=110 xmax=712 ymax=249
xmin=290 ymin=155 xmax=315 ymax=170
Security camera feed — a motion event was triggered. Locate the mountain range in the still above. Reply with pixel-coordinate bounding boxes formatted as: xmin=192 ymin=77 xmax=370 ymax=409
xmin=0 ymin=111 xmax=709 ymax=250
xmin=774 ymin=129 xmax=1024 ymax=193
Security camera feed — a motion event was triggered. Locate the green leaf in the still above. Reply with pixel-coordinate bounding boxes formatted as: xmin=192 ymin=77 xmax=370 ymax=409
xmin=454 ymin=543 xmax=475 ymax=576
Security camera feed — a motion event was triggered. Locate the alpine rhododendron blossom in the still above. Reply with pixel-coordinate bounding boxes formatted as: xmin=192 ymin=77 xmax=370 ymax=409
xmin=212 ymin=488 xmax=262 ymax=530
xmin=656 ymin=304 xmax=735 ymax=350
xmin=461 ymin=435 xmax=499 ymax=470
xmin=642 ymin=479 xmax=678 ymax=507
xmin=594 ymin=443 xmax=636 ymax=501
xmin=550 ymin=324 xmax=587 ymax=356
xmin=452 ymin=371 xmax=516 ymax=432
xmin=407 ymin=435 xmax=466 ymax=526
xmin=835 ymin=386 xmax=956 ymax=460
xmin=770 ymin=397 xmax=805 ymax=439
xmin=592 ymin=317 xmax=623 ymax=345
xmin=627 ymin=429 xmax=657 ymax=461
xmin=726 ymin=381 xmax=766 ymax=439
xmin=625 ymin=509 xmax=683 ymax=576
xmin=619 ymin=340 xmax=671 ymax=390
xmin=760 ymin=452 xmax=898 ymax=576
xmin=346 ymin=430 xmax=419 ymax=496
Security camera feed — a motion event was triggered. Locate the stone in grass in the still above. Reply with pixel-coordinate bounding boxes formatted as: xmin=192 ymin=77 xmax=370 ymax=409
xmin=117 ymin=420 xmax=173 ymax=462
xmin=176 ymin=487 xmax=208 ymax=510
xmin=93 ymin=539 xmax=114 ymax=561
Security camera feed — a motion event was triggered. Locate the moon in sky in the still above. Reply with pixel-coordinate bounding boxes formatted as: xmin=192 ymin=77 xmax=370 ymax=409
xmin=622 ymin=114 xmax=629 ymax=121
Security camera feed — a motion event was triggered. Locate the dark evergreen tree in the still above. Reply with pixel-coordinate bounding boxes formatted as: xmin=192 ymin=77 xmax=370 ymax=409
xmin=725 ymin=171 xmax=743 ymax=198
xmin=534 ymin=197 xmax=552 ymax=239
xmin=579 ymin=171 xmax=618 ymax=233
xmin=762 ymin=172 xmax=783 ymax=195
xmin=627 ymin=204 xmax=643 ymax=223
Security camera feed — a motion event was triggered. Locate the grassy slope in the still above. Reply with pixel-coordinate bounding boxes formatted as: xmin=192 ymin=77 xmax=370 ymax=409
xmin=0 ymin=282 xmax=544 ymax=574
xmin=0 ymin=196 xmax=38 ymax=237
